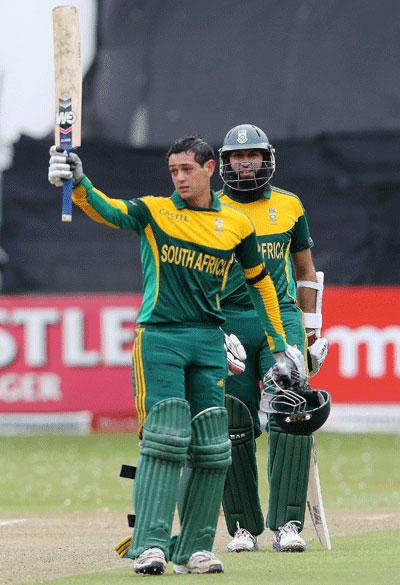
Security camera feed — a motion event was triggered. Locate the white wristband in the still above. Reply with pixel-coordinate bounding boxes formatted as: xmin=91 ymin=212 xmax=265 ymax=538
xmin=297 ymin=279 xmax=322 ymax=290
xmin=303 ymin=312 xmax=322 ymax=329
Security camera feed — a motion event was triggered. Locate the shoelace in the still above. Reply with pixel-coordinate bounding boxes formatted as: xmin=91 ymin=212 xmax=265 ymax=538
xmin=278 ymin=520 xmax=301 ymax=536
xmin=140 ymin=548 xmax=164 ymax=558
xmin=191 ymin=551 xmax=217 ymax=561
xmin=234 ymin=522 xmax=255 ymax=541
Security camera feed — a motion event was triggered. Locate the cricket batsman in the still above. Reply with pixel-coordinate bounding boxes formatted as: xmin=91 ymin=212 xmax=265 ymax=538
xmin=48 ymin=136 xmax=305 ymax=574
xmin=218 ymin=124 xmax=329 ymax=553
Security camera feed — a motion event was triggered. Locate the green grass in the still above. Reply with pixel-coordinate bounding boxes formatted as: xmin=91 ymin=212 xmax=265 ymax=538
xmin=0 ymin=434 xmax=137 ymax=513
xmin=1 ymin=432 xmax=399 ymax=513
xmin=20 ymin=532 xmax=400 ymax=585
xmin=2 ymin=433 xmax=400 ymax=585
xmin=314 ymin=433 xmax=400 ymax=509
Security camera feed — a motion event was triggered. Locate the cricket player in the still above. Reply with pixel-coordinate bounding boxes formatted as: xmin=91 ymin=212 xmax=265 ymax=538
xmin=218 ymin=124 xmax=328 ymax=553
xmin=48 ymin=136 xmax=305 ymax=575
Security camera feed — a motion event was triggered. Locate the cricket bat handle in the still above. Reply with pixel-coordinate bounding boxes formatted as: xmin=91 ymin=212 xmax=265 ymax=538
xmin=62 ymin=147 xmax=73 ymax=222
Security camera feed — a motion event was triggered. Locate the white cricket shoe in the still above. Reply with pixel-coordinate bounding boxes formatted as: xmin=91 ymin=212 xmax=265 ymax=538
xmin=133 ymin=547 xmax=167 ymax=575
xmin=173 ymin=551 xmax=224 ymax=574
xmin=272 ymin=521 xmax=306 ymax=552
xmin=227 ymin=522 xmax=258 ymax=552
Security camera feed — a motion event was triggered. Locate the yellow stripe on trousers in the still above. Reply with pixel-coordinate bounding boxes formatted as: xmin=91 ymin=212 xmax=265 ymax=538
xmin=133 ymin=328 xmax=146 ymax=434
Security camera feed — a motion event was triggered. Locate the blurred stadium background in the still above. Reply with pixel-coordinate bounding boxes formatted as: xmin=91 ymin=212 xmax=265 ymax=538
xmin=0 ymin=0 xmax=399 ymax=434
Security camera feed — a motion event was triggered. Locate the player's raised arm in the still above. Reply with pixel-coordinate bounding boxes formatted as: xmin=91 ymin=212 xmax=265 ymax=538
xmin=48 ymin=146 xmax=148 ymax=231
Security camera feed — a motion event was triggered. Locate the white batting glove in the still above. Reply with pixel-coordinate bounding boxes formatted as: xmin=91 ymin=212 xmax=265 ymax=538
xmin=307 ymin=337 xmax=329 ymax=376
xmin=270 ymin=344 xmax=306 ymax=389
xmin=48 ymin=145 xmax=84 ymax=187
xmin=224 ymin=333 xmax=247 ymax=375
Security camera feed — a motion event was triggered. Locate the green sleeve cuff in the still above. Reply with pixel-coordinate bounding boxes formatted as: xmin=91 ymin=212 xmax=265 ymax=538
xmin=78 ymin=175 xmax=92 ymax=190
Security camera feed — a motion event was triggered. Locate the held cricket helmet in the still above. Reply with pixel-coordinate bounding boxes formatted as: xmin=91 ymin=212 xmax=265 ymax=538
xmin=219 ymin=124 xmax=275 ymax=191
xmin=261 ymin=379 xmax=331 ymax=435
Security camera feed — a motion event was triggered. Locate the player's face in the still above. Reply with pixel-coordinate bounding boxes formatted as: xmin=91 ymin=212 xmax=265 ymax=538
xmin=229 ymin=149 xmax=264 ymax=180
xmin=168 ymin=151 xmax=215 ymax=205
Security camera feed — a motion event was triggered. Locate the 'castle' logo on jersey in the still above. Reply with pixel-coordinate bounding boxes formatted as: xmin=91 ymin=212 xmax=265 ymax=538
xmin=215 ymin=218 xmax=224 ymax=233
xmin=159 ymin=208 xmax=188 ymax=222
xmin=237 ymin=129 xmax=248 ymax=144
xmin=268 ymin=208 xmax=277 ymax=224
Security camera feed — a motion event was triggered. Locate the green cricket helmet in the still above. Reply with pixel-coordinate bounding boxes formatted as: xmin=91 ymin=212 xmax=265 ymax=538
xmin=261 ymin=383 xmax=331 ymax=435
xmin=219 ymin=124 xmax=275 ymax=191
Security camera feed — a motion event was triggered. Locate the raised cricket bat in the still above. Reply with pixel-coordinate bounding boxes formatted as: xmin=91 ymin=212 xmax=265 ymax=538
xmin=307 ymin=436 xmax=332 ymax=550
xmin=53 ymin=5 xmax=82 ymax=222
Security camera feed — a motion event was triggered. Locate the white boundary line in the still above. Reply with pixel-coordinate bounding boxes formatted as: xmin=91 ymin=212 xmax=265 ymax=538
xmin=1 ymin=405 xmax=400 ymax=435
xmin=324 ymin=403 xmax=400 ymax=433
xmin=0 ymin=411 xmax=92 ymax=435
xmin=0 ymin=519 xmax=27 ymax=527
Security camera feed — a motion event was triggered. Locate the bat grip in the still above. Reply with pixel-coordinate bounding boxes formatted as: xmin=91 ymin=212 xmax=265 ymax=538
xmin=61 ymin=149 xmax=73 ymax=222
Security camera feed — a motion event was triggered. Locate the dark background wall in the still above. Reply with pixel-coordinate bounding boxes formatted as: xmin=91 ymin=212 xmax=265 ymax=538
xmin=1 ymin=0 xmax=399 ymax=293
xmin=2 ymin=130 xmax=399 ymax=293
xmin=84 ymin=0 xmax=400 ymax=146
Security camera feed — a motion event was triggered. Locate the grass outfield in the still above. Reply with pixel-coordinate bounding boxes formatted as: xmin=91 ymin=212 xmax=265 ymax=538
xmin=1 ymin=433 xmax=399 ymax=513
xmin=20 ymin=532 xmax=400 ymax=585
xmin=1 ymin=432 xmax=399 ymax=585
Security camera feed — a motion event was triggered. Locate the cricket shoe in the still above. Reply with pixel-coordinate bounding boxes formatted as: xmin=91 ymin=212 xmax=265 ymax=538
xmin=272 ymin=521 xmax=306 ymax=552
xmin=173 ymin=551 xmax=224 ymax=574
xmin=227 ymin=522 xmax=258 ymax=552
xmin=133 ymin=547 xmax=167 ymax=575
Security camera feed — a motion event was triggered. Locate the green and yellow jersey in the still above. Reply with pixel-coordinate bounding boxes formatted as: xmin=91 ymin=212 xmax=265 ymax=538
xmin=218 ymin=186 xmax=314 ymax=308
xmin=72 ymin=176 xmax=287 ymax=351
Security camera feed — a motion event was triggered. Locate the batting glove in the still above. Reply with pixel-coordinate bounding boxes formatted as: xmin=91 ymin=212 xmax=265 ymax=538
xmin=307 ymin=337 xmax=329 ymax=376
xmin=270 ymin=344 xmax=306 ymax=390
xmin=48 ymin=145 xmax=84 ymax=187
xmin=224 ymin=333 xmax=247 ymax=375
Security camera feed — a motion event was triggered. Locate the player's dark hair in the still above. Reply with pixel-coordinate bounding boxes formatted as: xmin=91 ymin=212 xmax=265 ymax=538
xmin=166 ymin=136 xmax=215 ymax=166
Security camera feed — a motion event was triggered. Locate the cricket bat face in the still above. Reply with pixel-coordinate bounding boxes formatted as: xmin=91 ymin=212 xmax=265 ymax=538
xmin=53 ymin=5 xmax=82 ymax=149
xmin=307 ymin=436 xmax=332 ymax=550
xmin=53 ymin=5 xmax=82 ymax=221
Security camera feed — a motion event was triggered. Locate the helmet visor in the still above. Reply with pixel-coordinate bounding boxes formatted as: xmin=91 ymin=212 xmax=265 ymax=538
xmin=219 ymin=150 xmax=275 ymax=191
